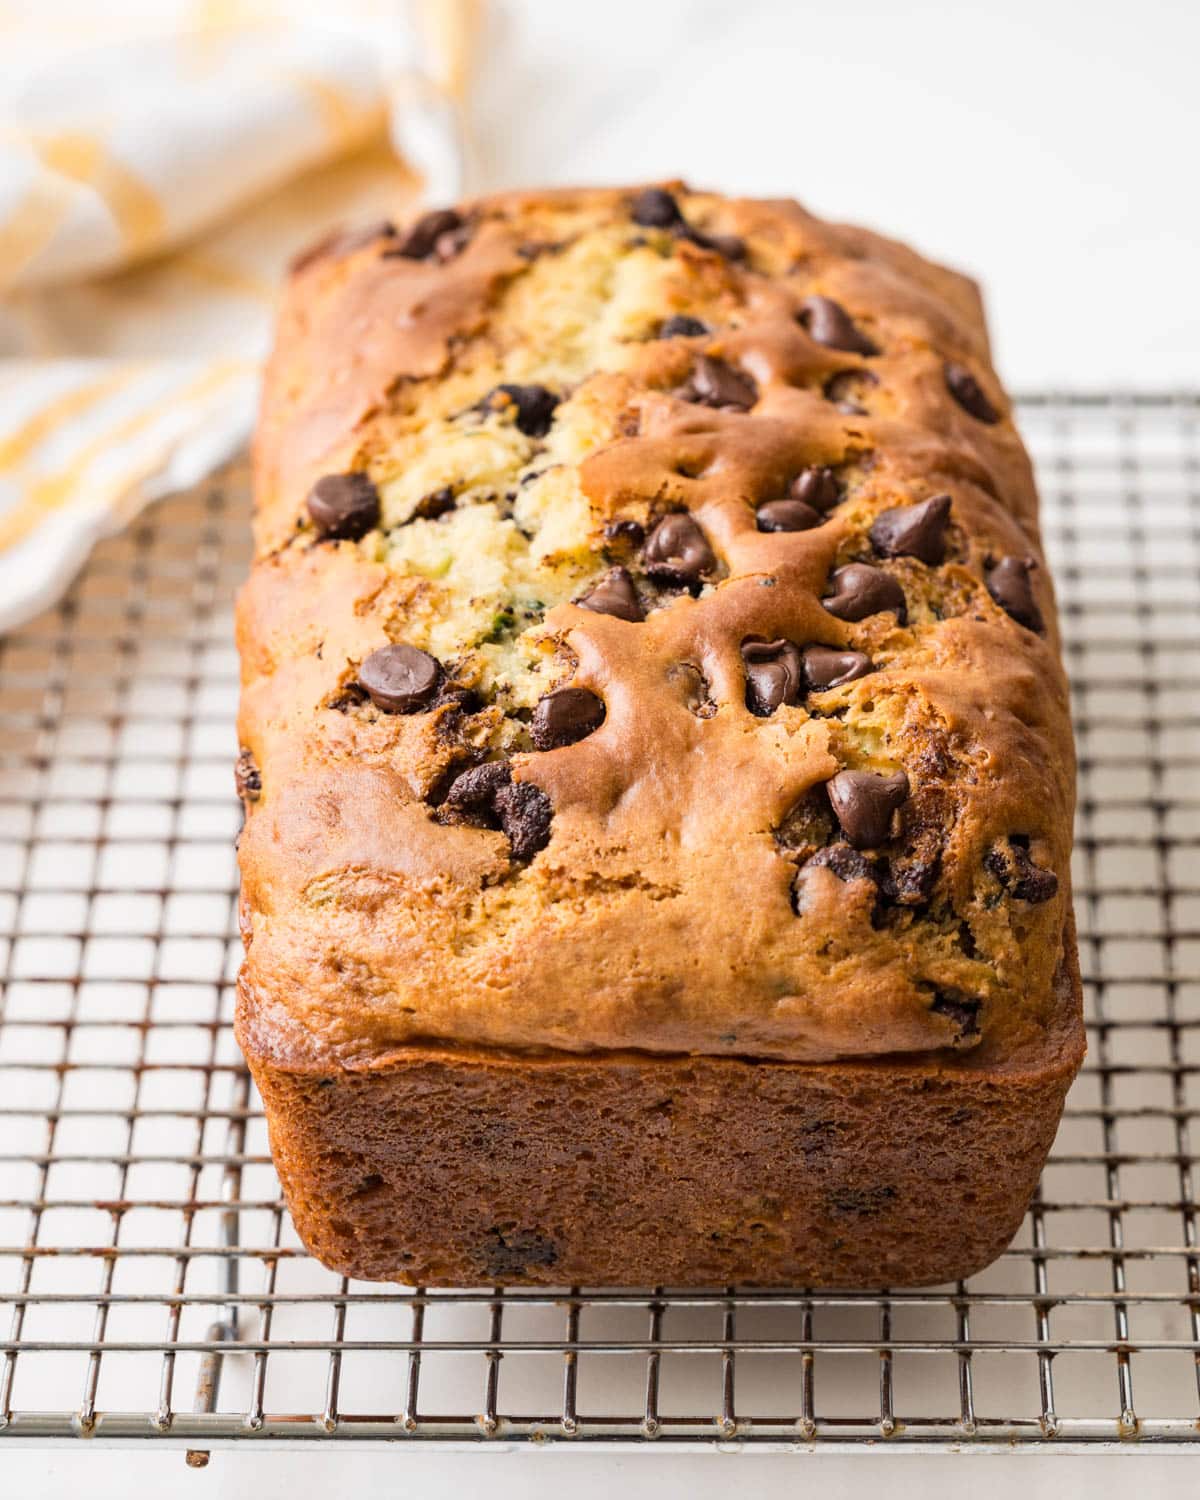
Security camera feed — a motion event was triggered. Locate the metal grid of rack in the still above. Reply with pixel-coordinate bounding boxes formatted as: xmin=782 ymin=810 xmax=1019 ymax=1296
xmin=0 ymin=394 xmax=1198 ymax=1454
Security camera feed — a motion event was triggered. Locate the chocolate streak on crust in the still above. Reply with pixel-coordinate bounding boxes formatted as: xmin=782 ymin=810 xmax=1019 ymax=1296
xmin=238 ymin=183 xmax=1082 ymax=1287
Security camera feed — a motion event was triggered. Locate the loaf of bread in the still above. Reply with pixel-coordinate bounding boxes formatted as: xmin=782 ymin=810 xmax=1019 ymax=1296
xmin=236 ymin=185 xmax=1083 ymax=1286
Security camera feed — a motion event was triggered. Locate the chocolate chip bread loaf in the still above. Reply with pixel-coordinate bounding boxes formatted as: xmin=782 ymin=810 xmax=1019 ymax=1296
xmin=235 ymin=184 xmax=1083 ymax=1286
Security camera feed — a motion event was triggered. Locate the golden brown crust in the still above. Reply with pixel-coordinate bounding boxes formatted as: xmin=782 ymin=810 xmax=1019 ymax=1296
xmin=238 ymin=183 xmax=1077 ymax=1075
xmin=237 ymin=948 xmax=1083 ymax=1287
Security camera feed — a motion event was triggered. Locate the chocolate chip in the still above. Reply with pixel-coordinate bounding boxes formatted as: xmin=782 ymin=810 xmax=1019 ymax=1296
xmin=822 ymin=563 xmax=907 ymax=624
xmin=531 ymin=687 xmax=606 ymax=750
xmin=806 ymin=843 xmax=876 ymax=883
xmin=631 ymin=187 xmax=683 ymax=228
xmin=358 ymin=644 xmax=442 ymax=712
xmin=389 ymin=207 xmax=466 ymax=261
xmin=791 ymin=465 xmax=842 ymax=513
xmin=987 ymin=556 xmax=1044 ymax=632
xmin=680 ymin=355 xmax=757 ymax=411
xmin=433 ymin=684 xmax=480 ymax=717
xmin=742 ymin=638 xmax=804 ymax=716
xmin=443 ymin=761 xmax=553 ymax=861
xmin=823 ymin=369 xmax=878 ymax=415
xmin=576 ymin=566 xmax=644 ymax=622
xmin=443 ymin=760 xmax=510 ymax=816
xmin=435 ymin=223 xmax=473 ymax=261
xmin=234 ymin=748 xmax=261 ymax=802
xmin=802 ymin=645 xmax=872 ymax=690
xmin=658 ymin=314 xmax=709 ymax=338
xmin=944 ymin=361 xmax=1000 ymax=423
xmin=878 ymin=850 xmax=941 ymax=907
xmin=869 ymin=493 xmax=952 ymax=566
xmin=494 ymin=779 xmax=554 ymax=860
xmin=412 ymin=486 xmax=457 ymax=521
xmin=798 ymin=295 xmax=879 ymax=356
xmin=930 ymin=990 xmax=981 ymax=1042
xmin=755 ymin=498 xmax=822 ymax=532
xmin=604 ymin=518 xmax=645 ymax=548
xmin=790 ymin=843 xmax=876 ymax=914
xmin=643 ymin=513 xmax=716 ymax=586
xmin=679 ymin=226 xmax=747 ymax=260
xmin=985 ymin=837 xmax=1058 ymax=904
xmin=483 ymin=383 xmax=560 ymax=437
xmin=826 ymin=769 xmax=909 ymax=848
xmin=306 ymin=472 xmax=380 ymax=540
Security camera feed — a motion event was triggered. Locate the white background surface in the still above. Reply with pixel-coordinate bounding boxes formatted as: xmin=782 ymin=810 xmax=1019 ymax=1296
xmin=6 ymin=2 xmax=1197 ymax=1496
xmin=2 ymin=1446 xmax=1198 ymax=1496
xmin=477 ymin=0 xmax=1198 ymax=395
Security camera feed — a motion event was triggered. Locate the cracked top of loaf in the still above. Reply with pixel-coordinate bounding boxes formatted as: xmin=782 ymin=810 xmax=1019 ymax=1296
xmin=236 ymin=183 xmax=1076 ymax=1071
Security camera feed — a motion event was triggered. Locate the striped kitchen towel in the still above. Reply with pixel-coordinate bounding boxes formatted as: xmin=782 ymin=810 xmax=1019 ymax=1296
xmin=0 ymin=0 xmax=475 ymax=632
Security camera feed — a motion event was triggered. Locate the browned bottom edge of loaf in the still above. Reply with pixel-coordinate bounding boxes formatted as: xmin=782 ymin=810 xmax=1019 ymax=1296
xmin=240 ymin=945 xmax=1084 ymax=1289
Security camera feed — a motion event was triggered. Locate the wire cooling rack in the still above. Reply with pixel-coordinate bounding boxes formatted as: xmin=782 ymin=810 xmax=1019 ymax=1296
xmin=0 ymin=393 xmax=1198 ymax=1458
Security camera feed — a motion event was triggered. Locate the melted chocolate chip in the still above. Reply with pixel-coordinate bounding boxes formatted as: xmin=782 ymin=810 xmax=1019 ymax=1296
xmin=442 ymin=761 xmax=508 ymax=815
xmin=658 ymin=314 xmax=709 ymax=338
xmin=755 ymin=497 xmax=822 ymax=532
xmin=987 ymin=556 xmax=1044 ymax=632
xmin=442 ymin=761 xmax=553 ymax=861
xmin=823 ymin=368 xmax=878 ymax=415
xmin=234 ymin=748 xmax=261 ymax=802
xmin=681 ymin=355 xmax=757 ymax=411
xmin=629 ymin=189 xmax=743 ymax=256
xmin=826 ymin=769 xmax=909 ymax=848
xmin=604 ymin=517 xmax=645 ymax=548
xmin=631 ymin=187 xmax=684 ymax=227
xmin=822 ymin=563 xmax=907 ymax=623
xmin=774 ymin=787 xmax=836 ymax=861
xmin=388 ymin=207 xmax=467 ymax=261
xmin=878 ymin=850 xmax=941 ymax=907
xmin=742 ymin=638 xmax=804 ymax=716
xmin=809 ymin=843 xmax=876 ymax=882
xmin=576 ymin=566 xmax=644 ymax=622
xmin=802 ymin=645 xmax=872 ymax=690
xmin=482 ymin=383 xmax=560 ymax=438
xmin=790 ymin=842 xmax=876 ymax=914
xmin=944 ymin=360 xmax=1000 ymax=423
xmin=985 ymin=837 xmax=1059 ymax=903
xmin=679 ymin=225 xmax=746 ymax=260
xmin=799 ymin=295 xmax=879 ymax=356
xmin=642 ymin=513 xmax=717 ymax=586
xmin=412 ymin=486 xmax=457 ymax=521
xmin=493 ymin=780 xmax=554 ymax=861
xmin=930 ymin=990 xmax=982 ymax=1042
xmin=791 ymin=465 xmax=843 ymax=513
xmin=306 ymin=472 xmax=380 ymax=540
xmin=531 ymin=687 xmax=606 ymax=750
xmin=358 ymin=644 xmax=442 ymax=713
xmin=869 ymin=493 xmax=952 ymax=565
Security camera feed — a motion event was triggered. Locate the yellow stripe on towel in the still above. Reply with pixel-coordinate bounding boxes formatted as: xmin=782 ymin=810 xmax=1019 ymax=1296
xmin=0 ymin=361 xmax=249 ymax=552
xmin=286 ymin=70 xmax=386 ymax=154
xmin=0 ymin=367 xmax=142 ymax=470
xmin=34 ymin=131 xmax=167 ymax=258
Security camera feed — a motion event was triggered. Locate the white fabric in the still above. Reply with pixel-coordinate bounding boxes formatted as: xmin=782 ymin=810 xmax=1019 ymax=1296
xmin=0 ymin=0 xmax=470 ymax=633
